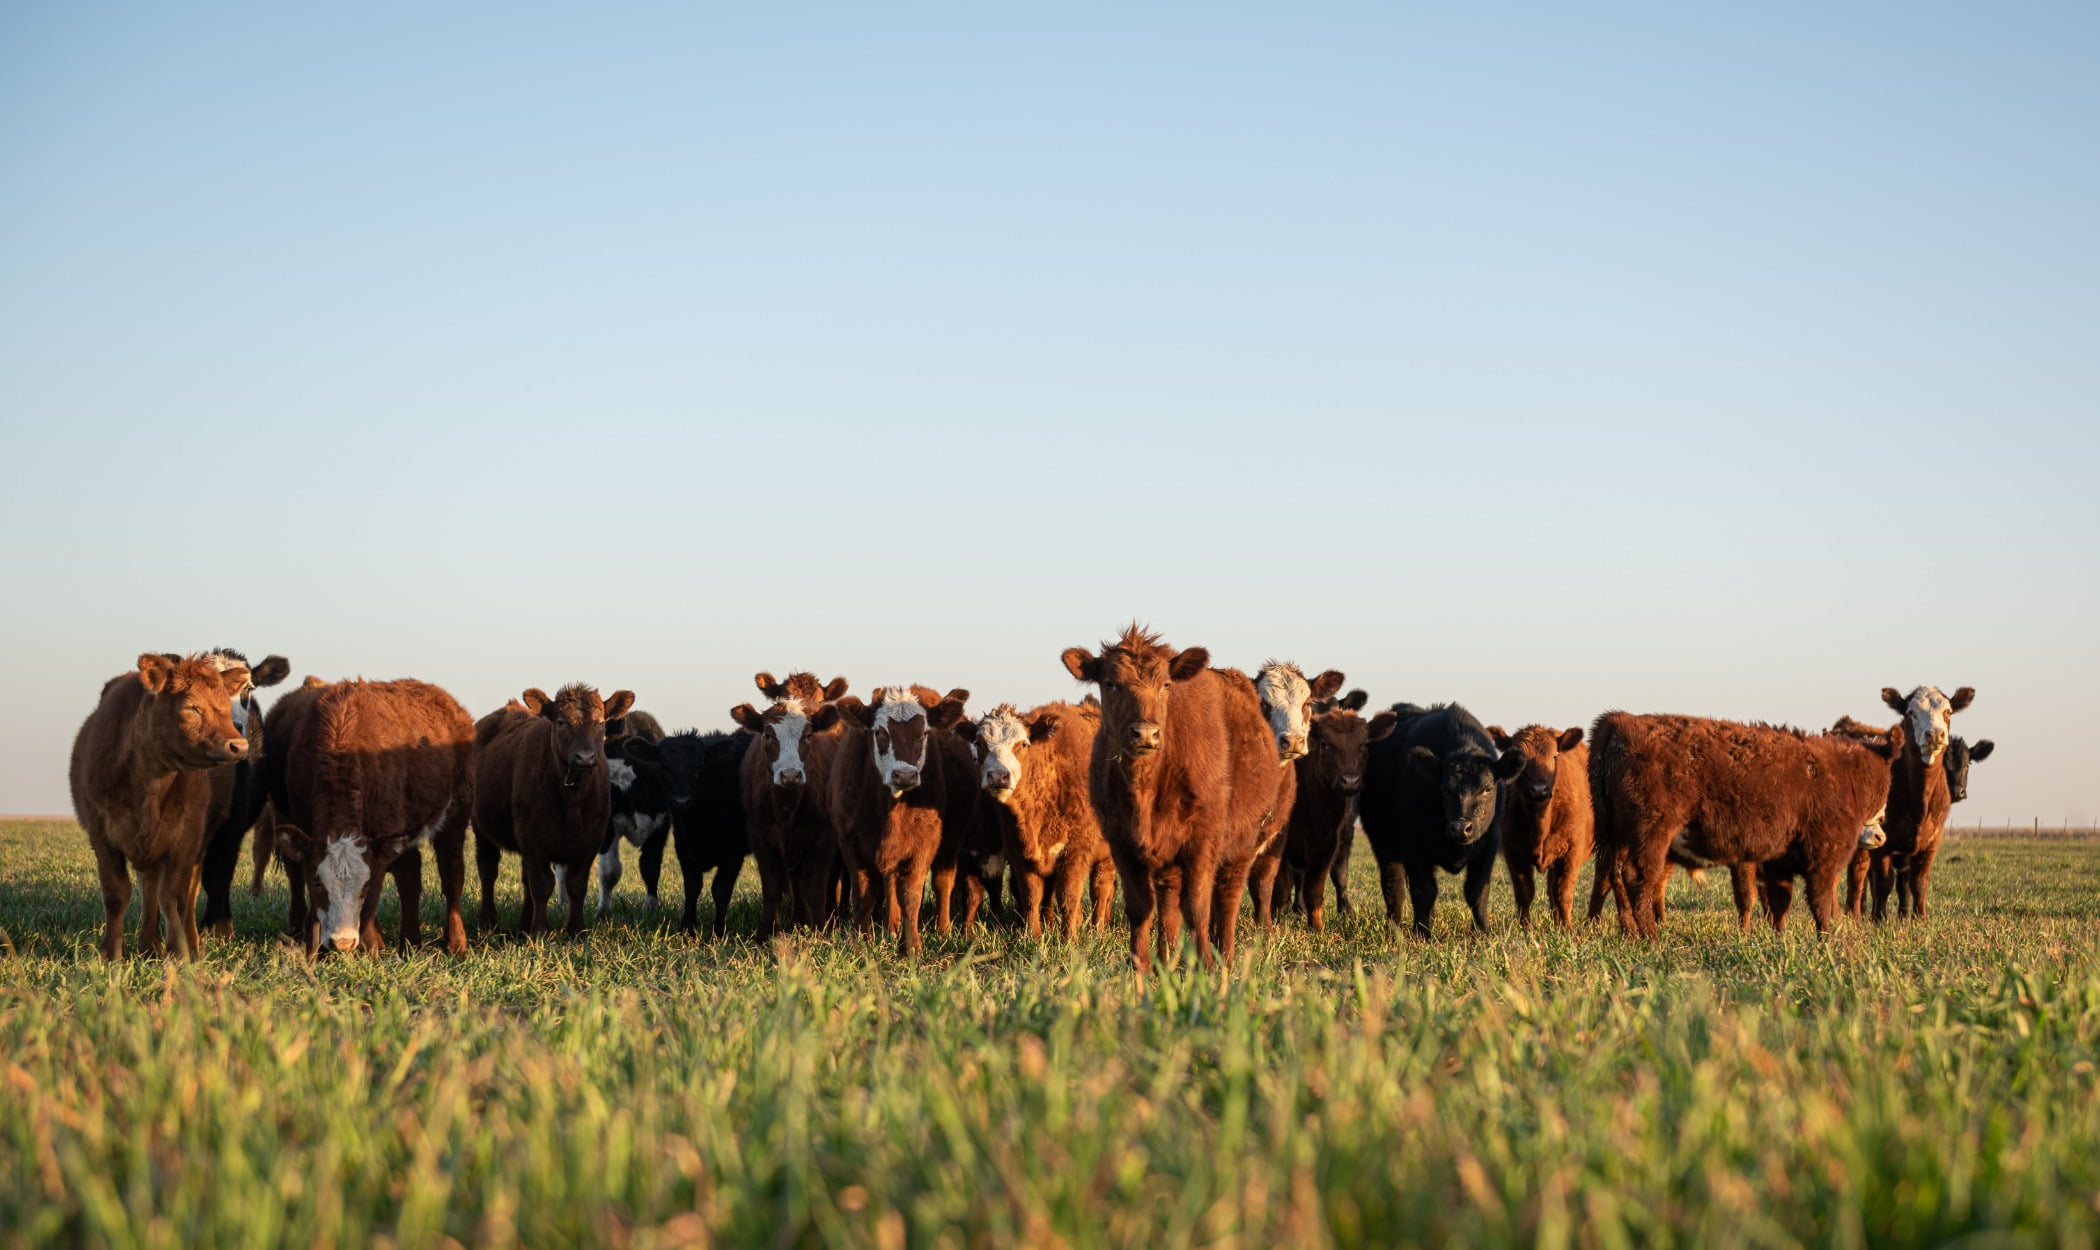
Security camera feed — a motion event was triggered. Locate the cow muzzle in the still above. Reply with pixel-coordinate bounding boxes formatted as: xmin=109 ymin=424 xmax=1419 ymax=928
xmin=1338 ymin=774 xmax=1362 ymax=795
xmin=1126 ymin=722 xmax=1162 ymax=754
xmin=773 ymin=768 xmax=805 ymax=790
xmin=329 ymin=934 xmax=359 ymax=953
xmin=1524 ymin=782 xmax=1552 ymax=803
xmin=1279 ymin=735 xmax=1307 ymax=761
xmin=211 ymin=737 xmax=250 ymax=764
xmin=1858 ymin=822 xmax=1888 ymax=850
xmin=887 ymin=765 xmax=920 ymax=795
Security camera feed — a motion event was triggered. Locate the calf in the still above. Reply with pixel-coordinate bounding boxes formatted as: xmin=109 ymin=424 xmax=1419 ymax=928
xmin=1061 ymin=626 xmax=1285 ymax=977
xmin=731 ymin=671 xmax=850 ymax=936
xmin=69 ymin=654 xmax=253 ymax=960
xmin=1858 ymin=685 xmax=1976 ymax=920
xmin=473 ymin=683 xmax=635 ymax=937
xmin=818 ymin=685 xmax=976 ymax=955
xmin=1359 ymin=703 xmax=1519 ymax=937
xmin=1486 ymin=724 xmax=1593 ymax=929
xmin=1244 ymin=662 xmax=1341 ymax=928
xmin=590 ymin=709 xmax=669 ymax=916
xmin=1279 ymin=691 xmax=1391 ymax=932
xmin=955 ymin=702 xmax=1115 ymax=940
xmin=269 ymin=679 xmax=475 ymax=955
xmin=1590 ymin=712 xmax=1897 ymax=938
xmin=1944 ymin=735 xmax=1994 ymax=804
xmin=193 ymin=649 xmax=292 ymax=939
xmin=623 ymin=729 xmax=752 ymax=935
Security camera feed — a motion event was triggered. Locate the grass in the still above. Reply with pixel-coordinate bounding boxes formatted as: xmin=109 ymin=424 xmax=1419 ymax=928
xmin=3 ymin=820 xmax=2099 ymax=1249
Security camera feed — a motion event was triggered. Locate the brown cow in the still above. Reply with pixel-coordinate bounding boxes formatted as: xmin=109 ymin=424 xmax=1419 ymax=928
xmin=1061 ymin=626 xmax=1285 ymax=977
xmin=269 ymin=679 xmax=475 ymax=955
xmin=473 ymin=683 xmax=635 ymax=937
xmin=1590 ymin=712 xmax=1898 ymax=938
xmin=1857 ymin=685 xmax=1974 ymax=920
xmin=69 ymin=653 xmax=253 ymax=960
xmin=816 ymin=685 xmax=975 ymax=955
xmin=1487 ymin=724 xmax=1594 ymax=929
xmin=955 ymin=701 xmax=1115 ymax=940
xmin=252 ymin=676 xmax=330 ymax=928
xmin=730 ymin=670 xmax=850 ymax=936
xmin=1244 ymin=661 xmax=1341 ymax=928
xmin=1277 ymin=691 xmax=1391 ymax=933
xmin=192 ymin=649 xmax=292 ymax=939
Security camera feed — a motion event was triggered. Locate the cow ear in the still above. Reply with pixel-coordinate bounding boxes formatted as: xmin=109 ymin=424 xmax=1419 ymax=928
xmin=137 ymin=653 xmax=175 ymax=694
xmin=1061 ymin=647 xmax=1101 ymax=683
xmin=1407 ymin=746 xmax=1442 ymax=782
xmin=754 ymin=672 xmax=785 ymax=699
xmin=1366 ymin=711 xmax=1399 ymax=742
xmin=1309 ymin=670 xmax=1346 ymax=701
xmin=928 ymin=697 xmax=969 ymax=730
xmin=248 ymin=655 xmax=291 ymax=688
xmin=1881 ymin=687 xmax=1905 ymax=713
xmin=1493 ymin=750 xmax=1528 ymax=781
xmin=1487 ymin=726 xmax=1511 ymax=750
xmin=521 ymin=688 xmax=553 ymax=716
xmin=1168 ymin=648 xmax=1208 ymax=681
xmin=730 ymin=703 xmax=766 ymax=733
xmin=809 ymin=703 xmax=843 ymax=732
xmin=1872 ymin=723 xmax=1906 ymax=759
xmin=953 ymin=720 xmax=979 ymax=744
xmin=1340 ymin=689 xmax=1369 ymax=713
xmin=821 ymin=676 xmax=849 ymax=702
xmin=602 ymin=690 xmax=636 ymax=722
xmin=216 ymin=665 xmax=252 ymax=697
xmin=1029 ymin=713 xmax=1060 ymax=743
xmin=621 ymin=737 xmax=660 ymax=765
xmin=1969 ymin=739 xmax=1994 ymax=761
xmin=943 ymin=688 xmax=969 ymax=710
xmin=840 ymin=697 xmax=874 ymax=728
xmin=1557 ymin=726 xmax=1584 ymax=752
xmin=273 ymin=822 xmax=320 ymax=864
xmin=1949 ymin=687 xmax=1975 ymax=713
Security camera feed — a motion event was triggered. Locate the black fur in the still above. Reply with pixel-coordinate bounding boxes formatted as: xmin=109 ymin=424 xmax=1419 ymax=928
xmin=1357 ymin=702 xmax=1516 ymax=937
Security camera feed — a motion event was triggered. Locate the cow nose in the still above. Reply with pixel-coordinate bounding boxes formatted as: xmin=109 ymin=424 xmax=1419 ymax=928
xmin=1339 ymin=774 xmax=1361 ymax=792
xmin=775 ymin=768 xmax=804 ymax=789
xmin=222 ymin=738 xmax=249 ymax=760
xmin=987 ymin=769 xmax=1011 ymax=789
xmin=330 ymin=935 xmax=358 ymax=952
xmin=570 ymin=751 xmax=598 ymax=769
xmin=890 ymin=765 xmax=921 ymax=790
xmin=1280 ymin=736 xmax=1307 ymax=760
xmin=1525 ymin=783 xmax=1551 ymax=802
xmin=1127 ymin=722 xmax=1162 ymax=752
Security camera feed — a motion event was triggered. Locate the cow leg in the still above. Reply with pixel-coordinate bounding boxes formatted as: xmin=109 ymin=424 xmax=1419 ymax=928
xmin=639 ymin=828 xmax=667 ymax=910
xmin=167 ymin=862 xmax=201 ymax=961
xmin=200 ymin=822 xmax=242 ymax=940
xmin=1761 ymin=869 xmax=1795 ymax=932
xmin=1091 ymin=858 xmax=1117 ymax=931
xmin=1300 ymin=855 xmax=1332 ymax=934
xmin=138 ymin=868 xmax=166 ymax=958
xmin=562 ymin=857 xmax=591 ymax=935
xmin=1377 ymin=859 xmax=1409 ymax=929
xmin=1730 ymin=863 xmax=1757 ymax=931
xmin=897 ymin=855 xmax=934 ymax=956
xmin=1620 ymin=839 xmax=1673 ymax=941
xmin=1014 ymin=868 xmax=1047 ymax=939
xmin=712 ymin=857 xmax=746 ymax=938
xmin=392 ymin=846 xmax=424 ymax=949
xmin=1118 ymin=854 xmax=1155 ymax=980
xmin=595 ymin=843 xmax=623 ymax=919
xmin=1508 ymin=860 xmax=1536 ymax=930
xmin=1462 ymin=853 xmax=1493 ymax=934
xmin=435 ymin=827 xmax=469 ymax=955
xmin=1909 ymin=848 xmax=1937 ymax=919
xmin=1246 ymin=853 xmax=1281 ymax=931
xmin=91 ymin=839 xmax=132 ymax=961
xmin=1805 ymin=853 xmax=1845 ymax=934
xmin=522 ymin=855 xmax=556 ymax=938
xmin=752 ymin=845 xmax=786 ymax=940
xmin=1404 ymin=863 xmax=1439 ymax=940
xmin=1155 ymin=866 xmax=1187 ymax=970
xmin=958 ymin=872 xmax=986 ymax=934
xmin=1843 ymin=849 xmax=1868 ymax=918
xmin=287 ymin=859 xmax=310 ymax=942
xmin=1330 ymin=821 xmax=1356 ymax=914
xmin=930 ymin=859 xmax=959 ymax=937
xmin=475 ymin=833 xmax=503 ymax=935
xmin=1191 ymin=857 xmax=1232 ymax=969
xmin=1052 ymin=863 xmax=1088 ymax=943
xmin=1867 ymin=853 xmax=1896 ymax=923
xmin=1547 ymin=859 xmax=1577 ymax=929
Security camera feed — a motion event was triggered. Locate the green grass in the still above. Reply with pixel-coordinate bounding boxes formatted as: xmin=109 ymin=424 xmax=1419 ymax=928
xmin=3 ymin=821 xmax=2099 ymax=1249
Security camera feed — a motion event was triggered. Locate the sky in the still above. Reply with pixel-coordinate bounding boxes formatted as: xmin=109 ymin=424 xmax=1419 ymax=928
xmin=3 ymin=2 xmax=2095 ymax=822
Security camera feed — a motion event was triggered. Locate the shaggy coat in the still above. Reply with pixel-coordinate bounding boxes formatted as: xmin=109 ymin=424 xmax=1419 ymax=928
xmin=624 ymin=729 xmax=752 ymax=936
xmin=1061 ymin=626 xmax=1286 ymax=977
xmin=818 ymin=686 xmax=976 ymax=955
xmin=1358 ymin=703 xmax=1519 ymax=937
xmin=1590 ymin=712 xmax=1899 ymax=938
xmin=194 ymin=650 xmax=292 ymax=939
xmin=731 ymin=671 xmax=850 ymax=936
xmin=1487 ymin=724 xmax=1594 ymax=929
xmin=1272 ymin=691 xmax=1389 ymax=933
xmin=70 ymin=653 xmax=254 ymax=960
xmin=956 ymin=701 xmax=1115 ymax=940
xmin=473 ymin=683 xmax=635 ymax=937
xmin=271 ymin=679 xmax=475 ymax=955
xmin=255 ymin=676 xmax=330 ymax=933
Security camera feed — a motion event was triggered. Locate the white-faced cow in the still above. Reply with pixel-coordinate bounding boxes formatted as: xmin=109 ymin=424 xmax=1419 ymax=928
xmin=192 ymin=648 xmax=292 ymax=940
xmin=1243 ymin=661 xmax=1341 ymax=928
xmin=1857 ymin=685 xmax=1976 ymax=920
xmin=732 ymin=671 xmax=850 ymax=936
xmin=588 ymin=709 xmax=669 ymax=916
xmin=955 ymin=702 xmax=1115 ymax=940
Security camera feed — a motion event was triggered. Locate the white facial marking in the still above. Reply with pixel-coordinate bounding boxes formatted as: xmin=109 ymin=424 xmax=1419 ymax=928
xmin=597 ymin=846 xmax=622 ymax=916
xmin=872 ymin=687 xmax=928 ymax=790
xmin=973 ymin=707 xmax=1030 ymax=801
xmin=608 ymin=758 xmax=637 ymax=792
xmin=316 ymin=837 xmax=371 ymax=950
xmin=1257 ymin=663 xmax=1313 ymax=760
xmin=1859 ymin=805 xmax=1889 ymax=849
xmin=767 ymin=698 xmax=811 ymax=786
xmin=1904 ymin=688 xmax=1955 ymax=766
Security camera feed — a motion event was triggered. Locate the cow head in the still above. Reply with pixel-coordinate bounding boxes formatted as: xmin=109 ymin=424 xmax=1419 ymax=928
xmin=135 ymin=653 xmax=253 ymax=767
xmin=1881 ymin=685 xmax=1974 ymax=768
xmin=1062 ymin=625 xmax=1206 ymax=761
xmin=755 ymin=671 xmax=849 ymax=706
xmin=824 ymin=685 xmax=968 ymax=797
xmin=731 ymin=698 xmax=818 ymax=789
xmin=1487 ymin=724 xmax=1583 ymax=807
xmin=956 ymin=704 xmax=1058 ymax=801
xmin=1305 ymin=691 xmax=1375 ymax=797
xmin=1944 ymin=736 xmax=1994 ymax=803
xmin=274 ymin=800 xmax=453 ymax=954
xmin=189 ymin=648 xmax=291 ymax=740
xmin=520 ymin=684 xmax=634 ymax=788
xmin=1409 ymin=745 xmax=1521 ymax=844
xmin=1255 ymin=662 xmax=1345 ymax=762
xmin=620 ymin=730 xmax=710 ymax=811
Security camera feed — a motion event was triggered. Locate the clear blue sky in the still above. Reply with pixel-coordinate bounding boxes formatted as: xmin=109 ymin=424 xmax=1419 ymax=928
xmin=4 ymin=2 xmax=2094 ymax=822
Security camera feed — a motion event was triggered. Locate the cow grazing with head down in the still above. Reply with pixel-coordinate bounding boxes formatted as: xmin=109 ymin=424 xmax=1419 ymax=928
xmin=955 ymin=701 xmax=1115 ymax=940
xmin=1856 ymin=685 xmax=1976 ymax=920
xmin=818 ymin=685 xmax=977 ymax=954
xmin=1591 ymin=712 xmax=1898 ymax=938
xmin=269 ymin=679 xmax=475 ymax=955
xmin=732 ymin=671 xmax=850 ymax=936
xmin=473 ymin=683 xmax=635 ymax=937
xmin=70 ymin=654 xmax=254 ymax=960
xmin=590 ymin=709 xmax=669 ymax=916
xmin=622 ymin=728 xmax=752 ymax=935
xmin=1359 ymin=702 xmax=1518 ymax=937
xmin=1486 ymin=724 xmax=1594 ymax=929
xmin=1276 ymin=690 xmax=1391 ymax=932
xmin=190 ymin=649 xmax=293 ymax=940
xmin=1061 ymin=626 xmax=1285 ymax=977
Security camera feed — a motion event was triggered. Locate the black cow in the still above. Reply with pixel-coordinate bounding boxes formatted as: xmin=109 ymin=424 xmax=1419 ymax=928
xmin=1357 ymin=702 xmax=1521 ymax=937
xmin=1944 ymin=736 xmax=1995 ymax=804
xmin=588 ymin=735 xmax=673 ymax=916
xmin=194 ymin=649 xmax=292 ymax=938
xmin=625 ymin=729 xmax=753 ymax=936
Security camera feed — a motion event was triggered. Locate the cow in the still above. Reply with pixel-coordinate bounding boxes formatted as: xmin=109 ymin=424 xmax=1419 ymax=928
xmin=1358 ymin=702 xmax=1519 ymax=937
xmin=1590 ymin=712 xmax=1898 ymax=938
xmin=473 ymin=683 xmax=635 ymax=937
xmin=255 ymin=675 xmax=330 ymax=935
xmin=621 ymin=728 xmax=752 ymax=935
xmin=817 ymin=686 xmax=976 ymax=955
xmin=1061 ymin=626 xmax=1285 ymax=978
xmin=1275 ymin=691 xmax=1392 ymax=933
xmin=731 ymin=671 xmax=850 ymax=936
xmin=1855 ymin=685 xmax=1976 ymax=920
xmin=955 ymin=702 xmax=1115 ymax=940
xmin=70 ymin=654 xmax=253 ymax=960
xmin=267 ymin=679 xmax=475 ymax=955
xmin=191 ymin=649 xmax=293 ymax=939
xmin=1944 ymin=735 xmax=1994 ymax=804
xmin=1486 ymin=724 xmax=1593 ymax=929
xmin=588 ymin=709 xmax=669 ymax=916
xmin=1242 ymin=663 xmax=1344 ymax=929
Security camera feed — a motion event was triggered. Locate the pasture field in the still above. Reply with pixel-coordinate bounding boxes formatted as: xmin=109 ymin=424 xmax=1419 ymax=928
xmin=3 ymin=820 xmax=2099 ymax=1250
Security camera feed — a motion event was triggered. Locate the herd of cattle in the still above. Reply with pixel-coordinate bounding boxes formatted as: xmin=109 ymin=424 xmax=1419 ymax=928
xmin=65 ymin=627 xmax=1994 ymax=974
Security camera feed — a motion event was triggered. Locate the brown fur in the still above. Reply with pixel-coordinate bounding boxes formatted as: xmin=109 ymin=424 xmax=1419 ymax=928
xmin=1487 ymin=725 xmax=1594 ymax=929
xmin=270 ymin=679 xmax=476 ymax=955
xmin=958 ymin=702 xmax=1115 ymax=940
xmin=252 ymin=676 xmax=331 ymax=924
xmin=69 ymin=654 xmax=253 ymax=960
xmin=1590 ymin=712 xmax=1899 ymax=939
xmin=731 ymin=671 xmax=850 ymax=936
xmin=472 ymin=683 xmax=635 ymax=937
xmin=1061 ymin=626 xmax=1286 ymax=977
xmin=1858 ymin=699 xmax=1959 ymax=922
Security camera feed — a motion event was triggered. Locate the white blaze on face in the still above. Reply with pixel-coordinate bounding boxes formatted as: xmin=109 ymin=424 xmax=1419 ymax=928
xmin=872 ymin=687 xmax=928 ymax=792
xmin=973 ymin=708 xmax=1030 ymax=801
xmin=766 ymin=699 xmax=811 ymax=786
xmin=1256 ymin=664 xmax=1313 ymax=761
xmin=608 ymin=758 xmax=636 ymax=792
xmin=316 ymin=837 xmax=371 ymax=951
xmin=1904 ymin=688 xmax=1956 ymax=766
xmin=1859 ymin=805 xmax=1889 ymax=849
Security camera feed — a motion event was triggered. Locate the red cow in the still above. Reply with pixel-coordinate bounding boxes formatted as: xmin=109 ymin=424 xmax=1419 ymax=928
xmin=955 ymin=702 xmax=1115 ymax=940
xmin=1487 ymin=724 xmax=1593 ymax=928
xmin=730 ymin=670 xmax=850 ymax=936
